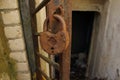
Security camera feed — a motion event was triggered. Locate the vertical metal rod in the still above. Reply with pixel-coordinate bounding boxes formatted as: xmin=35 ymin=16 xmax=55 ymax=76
xmin=29 ymin=0 xmax=42 ymax=80
xmin=59 ymin=0 xmax=72 ymax=80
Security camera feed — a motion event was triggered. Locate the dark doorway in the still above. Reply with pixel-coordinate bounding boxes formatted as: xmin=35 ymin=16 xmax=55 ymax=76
xmin=71 ymin=11 xmax=95 ymax=80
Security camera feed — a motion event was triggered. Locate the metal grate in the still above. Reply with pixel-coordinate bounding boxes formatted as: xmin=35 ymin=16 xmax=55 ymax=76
xmin=29 ymin=0 xmax=71 ymax=80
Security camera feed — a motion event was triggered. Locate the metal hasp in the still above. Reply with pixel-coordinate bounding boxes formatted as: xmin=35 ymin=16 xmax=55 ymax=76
xmin=46 ymin=0 xmax=72 ymax=80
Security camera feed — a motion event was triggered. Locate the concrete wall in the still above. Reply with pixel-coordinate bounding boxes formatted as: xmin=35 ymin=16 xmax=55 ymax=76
xmin=0 ymin=0 xmax=31 ymax=80
xmin=89 ymin=0 xmax=110 ymax=78
xmin=91 ymin=0 xmax=120 ymax=80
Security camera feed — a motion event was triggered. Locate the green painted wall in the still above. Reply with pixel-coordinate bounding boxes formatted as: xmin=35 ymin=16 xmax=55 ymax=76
xmin=0 ymin=13 xmax=16 ymax=80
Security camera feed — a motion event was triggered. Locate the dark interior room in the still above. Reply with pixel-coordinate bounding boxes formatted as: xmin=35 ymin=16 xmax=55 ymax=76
xmin=71 ymin=11 xmax=95 ymax=80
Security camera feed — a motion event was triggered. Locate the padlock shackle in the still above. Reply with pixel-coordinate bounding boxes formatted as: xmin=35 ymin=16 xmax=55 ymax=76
xmin=43 ymin=14 xmax=66 ymax=32
xmin=53 ymin=14 xmax=69 ymax=49
xmin=53 ymin=14 xmax=66 ymax=31
xmin=43 ymin=17 xmax=49 ymax=31
xmin=43 ymin=14 xmax=69 ymax=50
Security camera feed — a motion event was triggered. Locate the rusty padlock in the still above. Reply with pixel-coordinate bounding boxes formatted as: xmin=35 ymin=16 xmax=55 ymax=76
xmin=40 ymin=14 xmax=69 ymax=55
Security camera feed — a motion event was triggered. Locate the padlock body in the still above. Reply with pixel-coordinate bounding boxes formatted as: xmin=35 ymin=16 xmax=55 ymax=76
xmin=40 ymin=31 xmax=66 ymax=55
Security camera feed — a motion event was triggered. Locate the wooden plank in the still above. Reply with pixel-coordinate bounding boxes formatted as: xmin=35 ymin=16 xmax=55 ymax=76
xmin=18 ymin=0 xmax=37 ymax=79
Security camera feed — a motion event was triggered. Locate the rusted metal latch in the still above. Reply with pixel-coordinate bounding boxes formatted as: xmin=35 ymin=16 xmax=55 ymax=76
xmin=40 ymin=6 xmax=69 ymax=55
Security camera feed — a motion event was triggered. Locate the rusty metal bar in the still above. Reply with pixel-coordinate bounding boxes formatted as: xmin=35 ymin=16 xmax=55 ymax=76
xmin=46 ymin=0 xmax=72 ymax=80
xmin=29 ymin=0 xmax=42 ymax=79
xmin=37 ymin=52 xmax=60 ymax=71
xmin=59 ymin=0 xmax=72 ymax=80
xmin=38 ymin=68 xmax=52 ymax=80
xmin=49 ymin=55 xmax=55 ymax=79
xmin=32 ymin=0 xmax=50 ymax=15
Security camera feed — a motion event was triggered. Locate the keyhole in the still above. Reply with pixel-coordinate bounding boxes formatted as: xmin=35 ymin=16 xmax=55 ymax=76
xmin=51 ymin=47 xmax=54 ymax=53
xmin=51 ymin=47 xmax=54 ymax=50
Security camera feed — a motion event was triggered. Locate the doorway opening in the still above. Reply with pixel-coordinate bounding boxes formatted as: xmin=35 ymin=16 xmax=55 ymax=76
xmin=71 ymin=11 xmax=95 ymax=80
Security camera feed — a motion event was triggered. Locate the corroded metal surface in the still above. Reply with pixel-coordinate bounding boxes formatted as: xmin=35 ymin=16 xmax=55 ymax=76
xmin=46 ymin=0 xmax=72 ymax=80
xmin=29 ymin=0 xmax=42 ymax=79
xmin=40 ymin=14 xmax=69 ymax=55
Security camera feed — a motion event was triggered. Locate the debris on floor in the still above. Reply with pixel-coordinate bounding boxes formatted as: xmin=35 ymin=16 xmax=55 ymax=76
xmin=70 ymin=53 xmax=108 ymax=80
xmin=70 ymin=52 xmax=87 ymax=80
